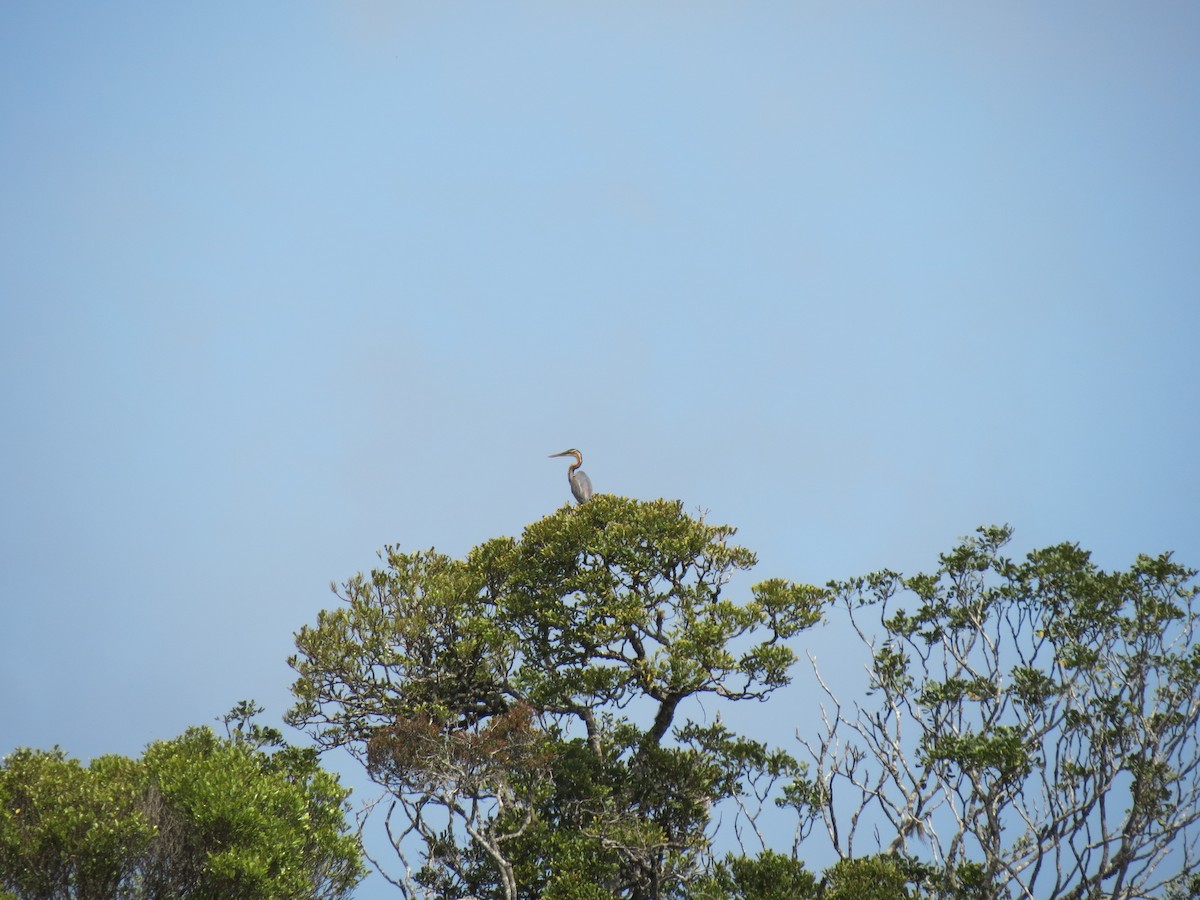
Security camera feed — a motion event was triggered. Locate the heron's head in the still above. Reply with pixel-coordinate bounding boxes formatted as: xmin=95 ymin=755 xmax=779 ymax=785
xmin=549 ymin=449 xmax=583 ymax=463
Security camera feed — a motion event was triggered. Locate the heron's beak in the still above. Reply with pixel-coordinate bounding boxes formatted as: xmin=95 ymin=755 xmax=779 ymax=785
xmin=548 ymin=451 xmax=569 ymax=458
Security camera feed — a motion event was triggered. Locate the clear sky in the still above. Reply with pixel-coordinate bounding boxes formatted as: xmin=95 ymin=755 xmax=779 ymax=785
xmin=2 ymin=3 xmax=1198 ymax=894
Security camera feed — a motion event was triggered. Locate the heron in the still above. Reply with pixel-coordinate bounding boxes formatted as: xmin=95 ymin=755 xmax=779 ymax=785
xmin=549 ymin=449 xmax=593 ymax=504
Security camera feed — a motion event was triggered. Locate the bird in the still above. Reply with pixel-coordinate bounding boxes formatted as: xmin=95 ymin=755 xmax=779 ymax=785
xmin=548 ymin=449 xmax=593 ymax=504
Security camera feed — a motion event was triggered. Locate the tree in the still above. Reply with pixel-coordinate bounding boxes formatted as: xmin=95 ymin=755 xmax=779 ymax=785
xmin=0 ymin=703 xmax=364 ymax=899
xmin=691 ymin=849 xmax=819 ymax=899
xmin=0 ymin=748 xmax=146 ymax=900
xmin=287 ymin=496 xmax=826 ymax=899
xmin=789 ymin=526 xmax=1200 ymax=899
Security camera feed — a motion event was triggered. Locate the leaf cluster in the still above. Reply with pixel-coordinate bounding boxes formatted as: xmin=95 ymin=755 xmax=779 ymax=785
xmin=0 ymin=704 xmax=364 ymax=900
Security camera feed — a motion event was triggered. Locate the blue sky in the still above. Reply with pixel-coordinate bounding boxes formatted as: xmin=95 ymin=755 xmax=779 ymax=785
xmin=2 ymin=3 xmax=1198 ymax=893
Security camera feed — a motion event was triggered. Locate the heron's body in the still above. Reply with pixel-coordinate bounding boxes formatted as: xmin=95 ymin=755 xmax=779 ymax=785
xmin=569 ymin=468 xmax=593 ymax=504
xmin=549 ymin=449 xmax=593 ymax=504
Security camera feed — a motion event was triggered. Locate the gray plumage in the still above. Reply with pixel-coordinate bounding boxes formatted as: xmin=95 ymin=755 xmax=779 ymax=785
xmin=549 ymin=448 xmax=593 ymax=504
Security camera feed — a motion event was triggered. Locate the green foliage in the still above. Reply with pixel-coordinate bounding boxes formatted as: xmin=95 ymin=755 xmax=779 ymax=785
xmin=920 ymin=725 xmax=1032 ymax=784
xmin=821 ymin=854 xmax=926 ymax=900
xmin=0 ymin=748 xmax=149 ymax=899
xmin=0 ymin=704 xmax=363 ymax=900
xmin=1164 ymin=871 xmax=1200 ymax=900
xmin=284 ymin=504 xmax=1199 ymax=898
xmin=693 ymin=851 xmax=935 ymax=900
xmin=693 ymin=849 xmax=819 ymax=899
xmin=288 ymin=496 xmax=827 ymax=898
xmin=799 ymin=526 xmax=1200 ymax=899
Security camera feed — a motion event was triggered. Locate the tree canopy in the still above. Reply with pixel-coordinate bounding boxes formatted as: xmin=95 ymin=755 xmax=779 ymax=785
xmin=289 ymin=506 xmax=1200 ymax=899
xmin=790 ymin=526 xmax=1200 ymax=900
xmin=287 ymin=496 xmax=826 ymax=898
xmin=0 ymin=703 xmax=364 ymax=900
xmin=9 ymin=500 xmax=1196 ymax=900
